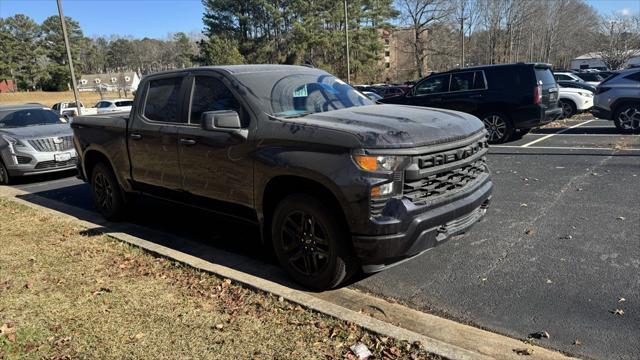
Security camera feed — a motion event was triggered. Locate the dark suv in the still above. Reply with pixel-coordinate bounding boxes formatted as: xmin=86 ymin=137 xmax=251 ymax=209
xmin=381 ymin=63 xmax=562 ymax=143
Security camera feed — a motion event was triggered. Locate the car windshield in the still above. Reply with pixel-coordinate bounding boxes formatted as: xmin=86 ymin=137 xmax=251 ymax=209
xmin=0 ymin=109 xmax=65 ymax=128
xmin=270 ymin=74 xmax=373 ymax=118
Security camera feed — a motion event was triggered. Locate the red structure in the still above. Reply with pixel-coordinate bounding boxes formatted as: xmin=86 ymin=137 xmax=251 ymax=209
xmin=0 ymin=79 xmax=16 ymax=93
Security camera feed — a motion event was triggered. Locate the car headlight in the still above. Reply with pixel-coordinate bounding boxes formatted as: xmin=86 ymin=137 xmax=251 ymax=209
xmin=1 ymin=135 xmax=27 ymax=151
xmin=352 ymin=154 xmax=409 ymax=173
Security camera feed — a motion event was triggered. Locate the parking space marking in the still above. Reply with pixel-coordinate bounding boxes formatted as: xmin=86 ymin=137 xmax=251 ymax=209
xmin=521 ymin=119 xmax=594 ymax=147
xmin=530 ymin=134 xmax=640 ymax=137
xmin=491 ymin=145 xmax=640 ymax=151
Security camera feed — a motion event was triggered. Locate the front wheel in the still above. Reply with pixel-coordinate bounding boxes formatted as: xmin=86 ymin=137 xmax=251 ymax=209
xmin=614 ymin=103 xmax=640 ymax=134
xmin=0 ymin=160 xmax=11 ymax=185
xmin=271 ymin=194 xmax=357 ymax=291
xmin=482 ymin=113 xmax=514 ymax=144
xmin=91 ymin=162 xmax=126 ymax=220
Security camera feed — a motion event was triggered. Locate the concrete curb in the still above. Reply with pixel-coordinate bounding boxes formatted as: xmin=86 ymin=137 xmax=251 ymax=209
xmin=0 ymin=186 xmax=576 ymax=360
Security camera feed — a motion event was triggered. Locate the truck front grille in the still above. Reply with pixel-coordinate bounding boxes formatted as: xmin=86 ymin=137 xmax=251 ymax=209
xmin=28 ymin=136 xmax=74 ymax=152
xmin=403 ymin=158 xmax=487 ymax=205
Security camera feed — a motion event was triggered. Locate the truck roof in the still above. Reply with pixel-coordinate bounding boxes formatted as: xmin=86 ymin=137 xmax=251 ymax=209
xmin=147 ymin=64 xmax=323 ymax=78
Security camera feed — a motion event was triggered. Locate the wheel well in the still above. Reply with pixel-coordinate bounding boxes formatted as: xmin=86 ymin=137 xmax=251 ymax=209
xmin=83 ymin=150 xmax=111 ymax=180
xmin=559 ymin=98 xmax=576 ymax=110
xmin=262 ymin=176 xmax=349 ymax=243
xmin=612 ymin=100 xmax=640 ymax=115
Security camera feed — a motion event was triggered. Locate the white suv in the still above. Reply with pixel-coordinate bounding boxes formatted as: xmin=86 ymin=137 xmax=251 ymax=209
xmin=94 ymin=99 xmax=134 ymax=114
xmin=557 ymin=86 xmax=594 ymax=119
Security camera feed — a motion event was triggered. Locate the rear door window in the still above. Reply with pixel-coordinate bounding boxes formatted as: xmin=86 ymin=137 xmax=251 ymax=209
xmin=473 ymin=71 xmax=487 ymax=89
xmin=450 ymin=72 xmax=474 ymax=92
xmin=415 ymin=75 xmax=450 ymax=95
xmin=536 ymin=68 xmax=556 ymax=85
xmin=188 ymin=76 xmax=243 ymax=126
xmin=115 ymin=100 xmax=133 ymax=107
xmin=144 ymin=77 xmax=184 ymax=123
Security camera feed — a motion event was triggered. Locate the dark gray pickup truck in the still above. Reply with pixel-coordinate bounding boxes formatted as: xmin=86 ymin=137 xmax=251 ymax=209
xmin=72 ymin=65 xmax=493 ymax=290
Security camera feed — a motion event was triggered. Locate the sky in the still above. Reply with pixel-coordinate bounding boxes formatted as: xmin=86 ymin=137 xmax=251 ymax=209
xmin=0 ymin=0 xmax=639 ymax=40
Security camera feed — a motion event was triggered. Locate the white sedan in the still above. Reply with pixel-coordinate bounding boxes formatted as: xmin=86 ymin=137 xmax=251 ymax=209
xmin=94 ymin=99 xmax=134 ymax=114
xmin=557 ymin=86 xmax=594 ymax=119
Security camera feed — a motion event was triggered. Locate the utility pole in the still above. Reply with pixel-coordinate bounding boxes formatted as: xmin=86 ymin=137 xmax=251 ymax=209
xmin=344 ymin=0 xmax=351 ymax=84
xmin=56 ymin=0 xmax=81 ymax=115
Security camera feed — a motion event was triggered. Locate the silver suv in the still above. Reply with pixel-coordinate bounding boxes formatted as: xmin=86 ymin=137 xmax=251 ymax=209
xmin=592 ymin=68 xmax=640 ymax=133
xmin=0 ymin=105 xmax=77 ymax=185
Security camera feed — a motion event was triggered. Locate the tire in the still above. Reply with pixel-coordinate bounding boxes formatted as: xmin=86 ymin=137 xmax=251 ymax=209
xmin=0 ymin=160 xmax=11 ymax=185
xmin=90 ymin=162 xmax=126 ymax=220
xmin=559 ymin=99 xmax=576 ymax=119
xmin=613 ymin=103 xmax=640 ymax=134
xmin=482 ymin=112 xmax=514 ymax=144
xmin=271 ymin=194 xmax=357 ymax=291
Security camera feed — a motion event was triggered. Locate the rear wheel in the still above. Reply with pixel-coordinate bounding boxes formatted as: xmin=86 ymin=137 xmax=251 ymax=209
xmin=91 ymin=162 xmax=126 ymax=220
xmin=271 ymin=194 xmax=357 ymax=291
xmin=0 ymin=160 xmax=11 ymax=185
xmin=613 ymin=103 xmax=640 ymax=134
xmin=482 ymin=113 xmax=514 ymax=144
xmin=559 ymin=99 xmax=576 ymax=119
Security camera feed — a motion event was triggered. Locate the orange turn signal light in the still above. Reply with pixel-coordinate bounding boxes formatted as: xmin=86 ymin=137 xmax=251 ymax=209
xmin=353 ymin=155 xmax=378 ymax=172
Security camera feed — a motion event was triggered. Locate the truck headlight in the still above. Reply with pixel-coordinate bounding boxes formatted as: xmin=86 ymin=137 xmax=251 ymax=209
xmin=352 ymin=154 xmax=409 ymax=173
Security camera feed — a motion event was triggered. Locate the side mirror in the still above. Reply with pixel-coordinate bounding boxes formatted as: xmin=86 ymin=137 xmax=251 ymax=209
xmin=201 ymin=110 xmax=242 ymax=131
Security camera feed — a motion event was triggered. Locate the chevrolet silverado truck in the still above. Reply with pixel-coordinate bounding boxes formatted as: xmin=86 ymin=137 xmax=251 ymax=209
xmin=72 ymin=65 xmax=493 ymax=290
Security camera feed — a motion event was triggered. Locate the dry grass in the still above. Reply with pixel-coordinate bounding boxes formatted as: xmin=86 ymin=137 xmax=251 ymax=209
xmin=0 ymin=91 xmax=132 ymax=108
xmin=0 ymin=199 xmax=439 ymax=360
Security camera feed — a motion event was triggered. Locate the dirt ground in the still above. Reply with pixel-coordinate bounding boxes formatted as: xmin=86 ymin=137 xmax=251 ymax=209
xmin=0 ymin=198 xmax=438 ymax=359
xmin=0 ymin=91 xmax=132 ymax=108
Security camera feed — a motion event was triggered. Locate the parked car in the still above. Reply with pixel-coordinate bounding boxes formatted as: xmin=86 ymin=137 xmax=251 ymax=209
xmin=557 ymin=86 xmax=593 ymax=119
xmin=596 ymin=71 xmax=618 ymax=80
xmin=51 ymin=101 xmax=97 ymax=119
xmin=557 ymin=80 xmax=597 ymax=92
xmin=361 ymin=91 xmax=383 ymax=101
xmin=380 ymin=63 xmax=562 ymax=143
xmin=575 ymin=72 xmax=604 ymax=85
xmin=72 ymin=65 xmax=493 ymax=290
xmin=0 ymin=104 xmax=77 ymax=185
xmin=94 ymin=99 xmax=134 ymax=114
xmin=371 ymin=86 xmax=407 ymax=98
xmin=592 ymin=68 xmax=640 ymax=133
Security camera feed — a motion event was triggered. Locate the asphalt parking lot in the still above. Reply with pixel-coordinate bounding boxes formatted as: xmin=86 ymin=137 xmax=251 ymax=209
xmin=7 ymin=117 xmax=640 ymax=359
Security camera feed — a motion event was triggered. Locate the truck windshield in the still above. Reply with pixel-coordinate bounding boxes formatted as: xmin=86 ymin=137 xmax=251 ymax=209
xmin=0 ymin=109 xmax=65 ymax=128
xmin=270 ymin=74 xmax=373 ymax=118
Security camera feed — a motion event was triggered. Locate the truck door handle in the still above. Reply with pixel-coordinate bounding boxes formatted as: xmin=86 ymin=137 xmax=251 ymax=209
xmin=180 ymin=138 xmax=197 ymax=146
xmin=129 ymin=133 xmax=142 ymax=140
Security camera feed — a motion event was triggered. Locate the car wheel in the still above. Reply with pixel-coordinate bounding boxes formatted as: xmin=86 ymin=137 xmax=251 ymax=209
xmin=0 ymin=160 xmax=11 ymax=185
xmin=91 ymin=162 xmax=126 ymax=220
xmin=614 ymin=103 xmax=640 ymax=134
xmin=482 ymin=113 xmax=514 ymax=144
xmin=559 ymin=100 xmax=576 ymax=119
xmin=271 ymin=194 xmax=357 ymax=291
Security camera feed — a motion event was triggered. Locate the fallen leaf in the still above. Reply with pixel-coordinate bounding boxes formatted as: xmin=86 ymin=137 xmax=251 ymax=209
xmin=92 ymin=287 xmax=112 ymax=296
xmin=525 ymin=229 xmax=535 ymax=236
xmin=25 ymin=282 xmax=33 ymax=289
xmin=350 ymin=342 xmax=372 ymax=359
xmin=546 ymin=279 xmax=553 ymax=284
xmin=215 ymin=324 xmax=224 ymax=330
xmin=616 ymin=216 xmax=626 ymax=221
xmin=574 ymin=339 xmax=582 ymax=346
xmin=529 ymin=331 xmax=550 ymax=339
xmin=520 ymin=203 xmax=528 ymax=207
xmin=0 ymin=322 xmax=16 ymax=342
xmin=560 ymin=235 xmax=573 ymax=240
xmin=514 ymin=348 xmax=534 ymax=356
xmin=618 ymin=297 xmax=626 ymax=303
xmin=612 ymin=309 xmax=624 ymax=316
xmin=134 ymin=332 xmax=144 ymax=340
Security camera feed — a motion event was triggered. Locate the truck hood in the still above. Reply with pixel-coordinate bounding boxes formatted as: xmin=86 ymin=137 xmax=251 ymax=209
xmin=290 ymin=104 xmax=485 ymax=148
xmin=0 ymin=123 xmax=72 ymax=139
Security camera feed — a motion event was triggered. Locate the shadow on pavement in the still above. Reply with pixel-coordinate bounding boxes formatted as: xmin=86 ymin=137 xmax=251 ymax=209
xmin=15 ymin=189 xmax=369 ymax=291
xmin=11 ymin=169 xmax=77 ymax=185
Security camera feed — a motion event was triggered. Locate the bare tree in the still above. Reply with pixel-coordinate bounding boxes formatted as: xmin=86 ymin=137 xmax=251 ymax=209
xmin=599 ymin=14 xmax=640 ymax=69
xmin=397 ymin=0 xmax=452 ymax=77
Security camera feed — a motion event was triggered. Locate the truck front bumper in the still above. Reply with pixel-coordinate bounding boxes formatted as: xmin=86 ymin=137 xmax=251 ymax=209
xmin=352 ymin=178 xmax=492 ymax=273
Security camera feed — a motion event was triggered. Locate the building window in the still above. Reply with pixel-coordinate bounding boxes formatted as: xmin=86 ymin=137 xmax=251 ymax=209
xmin=124 ymin=76 xmax=131 ymax=82
xmin=385 ymin=51 xmax=390 ymax=57
xmin=111 ymin=77 xmax=117 ymax=83
xmin=385 ymin=62 xmax=390 ymax=68
xmin=384 ymin=39 xmax=390 ymax=45
xmin=80 ymin=79 xmax=87 ymax=85
xmin=94 ymin=78 xmax=101 ymax=84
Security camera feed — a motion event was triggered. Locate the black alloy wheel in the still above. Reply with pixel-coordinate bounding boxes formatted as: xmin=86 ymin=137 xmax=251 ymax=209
xmin=482 ymin=113 xmax=514 ymax=143
xmin=272 ymin=194 xmax=357 ymax=290
xmin=0 ymin=161 xmax=10 ymax=185
xmin=91 ymin=163 xmax=125 ymax=220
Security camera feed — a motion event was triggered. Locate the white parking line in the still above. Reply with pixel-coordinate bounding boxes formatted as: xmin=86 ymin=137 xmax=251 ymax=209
xmin=491 ymin=145 xmax=640 ymax=151
xmin=529 ymin=133 xmax=639 ymax=137
xmin=521 ymin=119 xmax=594 ymax=147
